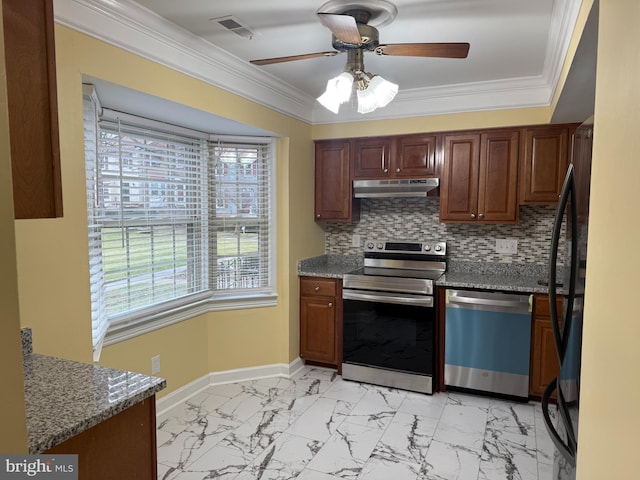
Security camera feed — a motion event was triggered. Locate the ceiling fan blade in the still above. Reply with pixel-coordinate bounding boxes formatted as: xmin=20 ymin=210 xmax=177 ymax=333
xmin=317 ymin=13 xmax=362 ymax=45
xmin=250 ymin=51 xmax=339 ymax=66
xmin=376 ymin=43 xmax=470 ymax=59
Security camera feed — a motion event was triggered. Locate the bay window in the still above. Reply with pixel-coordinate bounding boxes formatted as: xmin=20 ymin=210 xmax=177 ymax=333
xmin=83 ymin=86 xmax=276 ymax=360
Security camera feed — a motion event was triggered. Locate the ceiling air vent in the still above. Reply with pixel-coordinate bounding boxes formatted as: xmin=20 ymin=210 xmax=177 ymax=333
xmin=211 ymin=15 xmax=256 ymax=39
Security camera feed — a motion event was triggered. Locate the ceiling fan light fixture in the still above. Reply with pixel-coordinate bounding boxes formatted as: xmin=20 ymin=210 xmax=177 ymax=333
xmin=317 ymin=72 xmax=354 ymax=113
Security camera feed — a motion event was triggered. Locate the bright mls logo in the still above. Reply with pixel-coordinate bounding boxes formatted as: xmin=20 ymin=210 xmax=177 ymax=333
xmin=0 ymin=455 xmax=77 ymax=479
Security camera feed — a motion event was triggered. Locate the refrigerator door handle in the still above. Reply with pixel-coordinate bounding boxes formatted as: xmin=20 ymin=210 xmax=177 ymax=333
xmin=549 ymin=164 xmax=577 ymax=364
xmin=541 ymin=378 xmax=576 ymax=467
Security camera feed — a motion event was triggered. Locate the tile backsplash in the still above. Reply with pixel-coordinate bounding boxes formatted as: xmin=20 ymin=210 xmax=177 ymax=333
xmin=323 ymin=197 xmax=565 ymax=266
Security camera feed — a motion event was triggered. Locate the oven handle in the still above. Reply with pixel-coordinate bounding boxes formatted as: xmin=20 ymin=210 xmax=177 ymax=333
xmin=343 ymin=290 xmax=434 ymax=307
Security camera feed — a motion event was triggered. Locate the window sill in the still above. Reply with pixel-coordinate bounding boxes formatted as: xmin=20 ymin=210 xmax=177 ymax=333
xmin=104 ymin=292 xmax=278 ymax=347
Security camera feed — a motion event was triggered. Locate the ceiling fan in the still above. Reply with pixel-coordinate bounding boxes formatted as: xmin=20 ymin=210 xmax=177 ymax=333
xmin=249 ymin=2 xmax=470 ymax=114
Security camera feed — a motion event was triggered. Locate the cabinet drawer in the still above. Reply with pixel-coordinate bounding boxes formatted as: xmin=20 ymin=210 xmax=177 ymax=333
xmin=533 ymin=293 xmax=563 ymax=318
xmin=300 ymin=277 xmax=337 ymax=297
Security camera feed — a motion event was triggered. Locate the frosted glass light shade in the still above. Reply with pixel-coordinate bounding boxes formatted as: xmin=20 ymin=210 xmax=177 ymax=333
xmin=317 ymin=90 xmax=341 ymax=113
xmin=317 ymin=72 xmax=354 ymax=113
xmin=356 ymin=87 xmax=378 ymax=114
xmin=368 ymin=75 xmax=398 ymax=108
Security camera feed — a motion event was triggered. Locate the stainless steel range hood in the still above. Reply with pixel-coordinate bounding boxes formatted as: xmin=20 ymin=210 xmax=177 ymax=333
xmin=353 ymin=178 xmax=439 ymax=198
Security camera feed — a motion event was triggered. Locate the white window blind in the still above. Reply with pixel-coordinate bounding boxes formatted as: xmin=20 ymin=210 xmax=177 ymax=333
xmin=83 ymin=88 xmax=276 ymax=355
xmin=210 ymin=141 xmax=272 ymax=294
xmin=96 ymin=121 xmax=209 ymax=317
xmin=83 ymin=86 xmax=108 ymax=361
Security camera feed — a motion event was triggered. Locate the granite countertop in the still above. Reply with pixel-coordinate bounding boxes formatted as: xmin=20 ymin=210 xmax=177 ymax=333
xmin=298 ymin=255 xmax=558 ymax=294
xmin=435 ymin=271 xmax=549 ymax=294
xmin=22 ymin=331 xmax=166 ymax=453
xmin=298 ymin=254 xmax=363 ymax=278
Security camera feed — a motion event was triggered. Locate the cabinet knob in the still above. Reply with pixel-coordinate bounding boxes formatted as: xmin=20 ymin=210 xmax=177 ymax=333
xmin=396 ymin=168 xmax=401 ymax=173
xmin=383 ymin=168 xmax=389 ymax=173
xmin=471 ymin=213 xmax=477 ymax=219
xmin=328 ymin=302 xmax=333 ymax=308
xmin=314 ymin=286 xmax=320 ymax=292
xmin=478 ymin=213 xmax=485 ymax=219
xmin=316 ymin=214 xmax=321 ymax=219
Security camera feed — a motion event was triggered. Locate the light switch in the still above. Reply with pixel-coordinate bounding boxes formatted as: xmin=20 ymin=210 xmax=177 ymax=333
xmin=352 ymin=234 xmax=361 ymax=247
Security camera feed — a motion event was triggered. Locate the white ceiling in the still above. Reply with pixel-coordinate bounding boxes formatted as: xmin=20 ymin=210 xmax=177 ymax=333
xmin=55 ymin=0 xmax=587 ymax=125
xmin=135 ymin=0 xmax=552 ymax=93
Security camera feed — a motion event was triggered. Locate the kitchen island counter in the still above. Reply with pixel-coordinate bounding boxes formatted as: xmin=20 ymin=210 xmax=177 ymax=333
xmin=22 ymin=334 xmax=165 ymax=454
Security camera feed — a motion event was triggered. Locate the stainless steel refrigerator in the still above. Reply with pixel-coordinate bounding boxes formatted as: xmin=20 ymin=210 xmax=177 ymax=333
xmin=542 ymin=116 xmax=593 ymax=479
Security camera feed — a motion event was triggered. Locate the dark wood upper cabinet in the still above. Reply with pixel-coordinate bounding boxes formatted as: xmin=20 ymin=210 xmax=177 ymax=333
xmin=394 ymin=134 xmax=438 ymax=177
xmin=313 ymin=123 xmax=577 ymax=225
xmin=314 ymin=140 xmax=359 ymax=222
xmin=440 ymin=133 xmax=480 ymax=222
xmin=3 ymin=0 xmax=63 ymax=219
xmin=519 ymin=125 xmax=574 ymax=205
xmin=440 ymin=130 xmax=519 ymax=224
xmin=352 ymin=134 xmax=439 ymax=179
xmin=352 ymin=137 xmax=392 ymax=178
xmin=478 ymin=130 xmax=519 ymax=222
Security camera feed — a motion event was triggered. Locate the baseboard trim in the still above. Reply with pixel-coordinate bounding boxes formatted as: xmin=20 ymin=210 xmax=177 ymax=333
xmin=155 ymin=357 xmax=307 ymax=417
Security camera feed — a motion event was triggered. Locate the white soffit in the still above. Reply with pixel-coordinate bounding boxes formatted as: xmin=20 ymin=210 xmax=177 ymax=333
xmin=54 ymin=0 xmax=582 ymax=125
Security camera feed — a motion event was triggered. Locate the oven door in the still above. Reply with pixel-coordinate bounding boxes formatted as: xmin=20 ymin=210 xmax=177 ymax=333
xmin=342 ymin=289 xmax=436 ymax=394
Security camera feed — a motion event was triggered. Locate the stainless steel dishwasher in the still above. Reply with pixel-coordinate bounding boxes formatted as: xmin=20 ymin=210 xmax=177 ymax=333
xmin=444 ymin=289 xmax=532 ymax=399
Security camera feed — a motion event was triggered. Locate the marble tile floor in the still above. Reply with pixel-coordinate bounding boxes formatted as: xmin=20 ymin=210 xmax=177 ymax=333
xmin=156 ymin=366 xmax=558 ymax=480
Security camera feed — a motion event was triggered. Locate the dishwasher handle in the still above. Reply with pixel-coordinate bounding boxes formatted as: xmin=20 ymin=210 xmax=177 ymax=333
xmin=447 ymin=289 xmax=531 ymax=314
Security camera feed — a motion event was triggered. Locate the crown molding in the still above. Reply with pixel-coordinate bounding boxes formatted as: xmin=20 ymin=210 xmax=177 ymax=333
xmin=54 ymin=0 xmax=315 ymax=123
xmin=54 ymin=0 xmax=581 ymax=125
xmin=311 ymin=75 xmax=553 ymax=124
xmin=542 ymin=0 xmax=583 ymax=100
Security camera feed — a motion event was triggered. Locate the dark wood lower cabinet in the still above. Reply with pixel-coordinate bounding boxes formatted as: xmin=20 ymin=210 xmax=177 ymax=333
xmin=529 ymin=294 xmax=563 ymax=399
xmin=299 ymin=277 xmax=342 ymax=371
xmin=46 ymin=397 xmax=158 ymax=480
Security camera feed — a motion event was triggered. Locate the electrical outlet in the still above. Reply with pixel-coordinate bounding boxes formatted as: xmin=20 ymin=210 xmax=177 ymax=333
xmin=352 ymin=234 xmax=361 ymax=247
xmin=151 ymin=355 xmax=161 ymax=374
xmin=496 ymin=238 xmax=518 ymax=254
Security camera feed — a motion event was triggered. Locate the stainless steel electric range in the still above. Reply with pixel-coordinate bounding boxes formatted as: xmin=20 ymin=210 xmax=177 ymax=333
xmin=342 ymin=239 xmax=447 ymax=394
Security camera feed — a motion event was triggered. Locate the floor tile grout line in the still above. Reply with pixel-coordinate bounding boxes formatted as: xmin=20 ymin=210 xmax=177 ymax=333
xmin=157 ymin=367 xmax=552 ymax=479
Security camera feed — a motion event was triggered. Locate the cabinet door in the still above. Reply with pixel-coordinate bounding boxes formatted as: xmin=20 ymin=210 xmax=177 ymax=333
xmin=3 ymin=0 xmax=63 ymax=218
xmin=46 ymin=398 xmax=157 ymax=480
xmin=530 ymin=318 xmax=560 ymax=398
xmin=352 ymin=137 xmax=391 ymax=178
xmin=314 ymin=140 xmax=358 ymax=222
xmin=529 ymin=294 xmax=562 ymax=398
xmin=478 ymin=130 xmax=519 ymax=223
xmin=440 ymin=134 xmax=480 ymax=222
xmin=394 ymin=134 xmax=438 ymax=177
xmin=519 ymin=126 xmax=569 ymax=204
xmin=300 ymin=295 xmax=337 ymax=365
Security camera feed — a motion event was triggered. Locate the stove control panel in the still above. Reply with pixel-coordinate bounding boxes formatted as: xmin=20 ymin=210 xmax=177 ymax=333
xmin=364 ymin=240 xmax=447 ymax=256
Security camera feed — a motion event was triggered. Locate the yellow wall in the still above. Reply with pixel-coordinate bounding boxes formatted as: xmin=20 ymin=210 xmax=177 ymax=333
xmin=577 ymin=0 xmax=640 ymax=477
xmin=0 ymin=1 xmax=28 ymax=452
xmin=14 ymin=25 xmax=323 ymax=396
